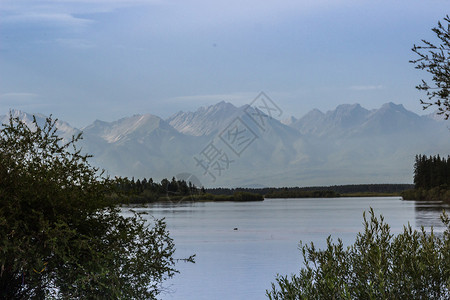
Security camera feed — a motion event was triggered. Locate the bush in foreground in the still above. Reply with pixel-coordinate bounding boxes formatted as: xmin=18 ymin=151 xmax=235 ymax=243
xmin=0 ymin=115 xmax=193 ymax=299
xmin=267 ymin=208 xmax=450 ymax=299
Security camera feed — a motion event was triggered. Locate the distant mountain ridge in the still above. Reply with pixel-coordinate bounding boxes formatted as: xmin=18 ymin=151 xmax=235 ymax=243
xmin=289 ymin=102 xmax=429 ymax=137
xmin=2 ymin=103 xmax=449 ymax=187
xmin=0 ymin=109 xmax=80 ymax=141
xmin=83 ymin=114 xmax=178 ymax=143
xmin=167 ymin=101 xmax=240 ymax=136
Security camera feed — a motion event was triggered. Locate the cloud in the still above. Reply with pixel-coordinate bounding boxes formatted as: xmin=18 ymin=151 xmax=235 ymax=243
xmin=0 ymin=93 xmax=41 ymax=111
xmin=0 ymin=0 xmax=167 ymax=31
xmin=0 ymin=92 xmax=39 ymax=99
xmin=2 ymin=12 xmax=93 ymax=27
xmin=56 ymin=38 xmax=95 ymax=49
xmin=349 ymin=85 xmax=384 ymax=91
xmin=1 ymin=0 xmax=343 ymax=33
xmin=0 ymin=0 xmax=165 ymax=15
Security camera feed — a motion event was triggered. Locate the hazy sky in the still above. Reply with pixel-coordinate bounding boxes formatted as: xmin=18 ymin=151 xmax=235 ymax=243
xmin=0 ymin=0 xmax=448 ymax=127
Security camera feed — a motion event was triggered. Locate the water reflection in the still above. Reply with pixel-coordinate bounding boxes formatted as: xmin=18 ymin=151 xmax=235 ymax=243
xmin=120 ymin=198 xmax=449 ymax=300
xmin=414 ymin=200 xmax=449 ymax=229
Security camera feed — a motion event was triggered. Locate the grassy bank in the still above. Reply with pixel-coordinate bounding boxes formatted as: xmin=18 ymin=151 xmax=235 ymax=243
xmin=340 ymin=192 xmax=401 ymax=197
xmin=264 ymin=190 xmax=339 ymax=198
xmin=402 ymin=186 xmax=450 ymax=202
xmin=121 ymin=191 xmax=264 ymax=204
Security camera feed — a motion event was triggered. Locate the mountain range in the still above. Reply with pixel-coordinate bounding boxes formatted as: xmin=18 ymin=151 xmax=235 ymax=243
xmin=2 ymin=102 xmax=449 ymax=187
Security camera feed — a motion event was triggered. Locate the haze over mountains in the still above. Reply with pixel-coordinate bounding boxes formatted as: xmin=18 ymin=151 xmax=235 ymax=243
xmin=2 ymin=102 xmax=449 ymax=187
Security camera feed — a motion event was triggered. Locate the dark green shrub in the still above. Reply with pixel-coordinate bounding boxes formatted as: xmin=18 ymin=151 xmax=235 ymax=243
xmin=267 ymin=208 xmax=450 ymax=299
xmin=0 ymin=115 xmax=193 ymax=299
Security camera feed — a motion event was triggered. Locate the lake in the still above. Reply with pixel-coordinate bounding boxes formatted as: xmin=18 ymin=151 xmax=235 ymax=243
xmin=124 ymin=197 xmax=449 ymax=300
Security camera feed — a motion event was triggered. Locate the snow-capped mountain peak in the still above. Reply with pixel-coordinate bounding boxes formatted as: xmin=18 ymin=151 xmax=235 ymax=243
xmin=83 ymin=114 xmax=173 ymax=143
xmin=1 ymin=109 xmax=79 ymax=140
xmin=166 ymin=101 xmax=240 ymax=136
xmin=3 ymin=102 xmax=449 ymax=187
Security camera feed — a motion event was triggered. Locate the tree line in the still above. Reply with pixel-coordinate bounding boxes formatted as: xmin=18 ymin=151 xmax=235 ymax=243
xmin=115 ymin=177 xmax=263 ymax=203
xmin=207 ymin=184 xmax=413 ymax=197
xmin=414 ymin=154 xmax=450 ymax=188
xmin=117 ymin=177 xmax=203 ymax=197
xmin=402 ymin=154 xmax=450 ymax=201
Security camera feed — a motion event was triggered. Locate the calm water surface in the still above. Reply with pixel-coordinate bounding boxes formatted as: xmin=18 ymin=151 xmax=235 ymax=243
xmin=124 ymin=197 xmax=449 ymax=300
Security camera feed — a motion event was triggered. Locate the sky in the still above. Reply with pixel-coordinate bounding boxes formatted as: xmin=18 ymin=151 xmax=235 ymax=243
xmin=0 ymin=0 xmax=448 ymax=128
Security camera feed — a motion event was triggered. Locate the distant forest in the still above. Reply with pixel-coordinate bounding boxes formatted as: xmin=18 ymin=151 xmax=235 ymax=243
xmin=207 ymin=184 xmax=413 ymax=197
xmin=114 ymin=177 xmax=414 ymax=203
xmin=116 ymin=177 xmax=203 ymax=197
xmin=413 ymin=154 xmax=450 ymax=188
xmin=115 ymin=177 xmax=262 ymax=203
xmin=402 ymin=154 xmax=450 ymax=201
